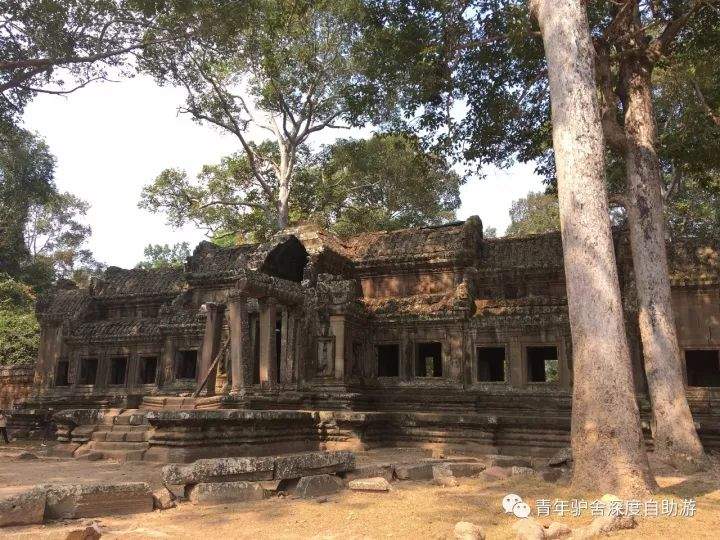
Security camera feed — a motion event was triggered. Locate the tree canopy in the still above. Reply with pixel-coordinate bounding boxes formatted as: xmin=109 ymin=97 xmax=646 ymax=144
xmin=136 ymin=242 xmax=191 ymax=269
xmin=504 ymin=191 xmax=559 ymax=237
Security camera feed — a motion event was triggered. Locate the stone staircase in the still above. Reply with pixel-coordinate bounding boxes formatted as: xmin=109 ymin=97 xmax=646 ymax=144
xmin=76 ymin=409 xmax=152 ymax=462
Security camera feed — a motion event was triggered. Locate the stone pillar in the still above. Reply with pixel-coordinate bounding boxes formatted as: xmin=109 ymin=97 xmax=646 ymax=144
xmin=228 ymin=294 xmax=251 ymax=393
xmin=258 ymin=299 xmax=278 ymax=386
xmin=280 ymin=308 xmax=297 ymax=384
xmin=199 ymin=302 xmax=225 ymax=395
xmin=329 ymin=315 xmax=346 ymax=381
xmin=160 ymin=335 xmax=175 ymax=388
xmin=507 ymin=340 xmax=524 ymax=387
xmin=34 ymin=320 xmax=61 ymax=388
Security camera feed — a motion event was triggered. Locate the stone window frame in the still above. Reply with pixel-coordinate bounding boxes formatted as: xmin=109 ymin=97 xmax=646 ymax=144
xmin=106 ymin=356 xmax=129 ymax=387
xmin=682 ymin=347 xmax=720 ymax=388
xmin=475 ymin=345 xmax=509 ymax=384
xmin=412 ymin=340 xmax=444 ymax=379
xmin=523 ymin=343 xmax=561 ymax=385
xmin=174 ymin=348 xmax=200 ymax=381
xmin=76 ymin=356 xmax=100 ymax=386
xmin=375 ymin=342 xmax=401 ymax=378
xmin=137 ymin=354 xmax=160 ymax=386
xmin=54 ymin=358 xmax=71 ymax=387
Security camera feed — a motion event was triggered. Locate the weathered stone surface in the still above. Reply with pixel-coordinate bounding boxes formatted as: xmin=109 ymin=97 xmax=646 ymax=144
xmin=295 ymin=474 xmax=344 ymax=499
xmin=454 ymin=521 xmax=485 ymax=540
xmin=572 ymin=515 xmax=637 ymax=539
xmin=434 ymin=476 xmax=459 ymax=487
xmin=76 ymin=451 xmax=103 ymax=462
xmin=487 ymin=455 xmax=531 ymax=468
xmin=49 ymin=443 xmax=81 ymax=457
xmin=432 ymin=464 xmax=453 ymax=479
xmin=45 ymin=482 xmax=153 ymax=519
xmin=0 ymin=487 xmax=46 ymax=527
xmin=15 ymin=451 xmax=38 ymax=460
xmin=186 ymin=481 xmax=266 ymax=505
xmin=65 ymin=523 xmax=103 ymax=540
xmin=394 ymin=463 xmax=433 ymax=480
xmin=512 ymin=517 xmax=545 ymax=540
xmin=343 ymin=464 xmax=395 ymax=483
xmin=548 ymin=447 xmax=572 ymax=467
xmin=511 ymin=466 xmax=534 ymax=476
xmin=152 ymin=487 xmax=176 ymax=510
xmin=481 ymin=466 xmax=510 ymax=481
xmin=274 ymin=451 xmax=355 ymax=480
xmin=544 ymin=521 xmax=571 ymax=539
xmin=162 ymin=456 xmax=276 ymax=485
xmin=348 ymin=477 xmax=392 ymax=492
xmin=537 ymin=467 xmax=563 ymax=482
xmin=444 ymin=462 xmax=486 ymax=477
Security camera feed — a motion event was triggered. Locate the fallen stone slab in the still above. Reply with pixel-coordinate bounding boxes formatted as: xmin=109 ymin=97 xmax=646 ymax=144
xmin=511 ymin=466 xmax=534 ymax=476
xmin=394 ymin=463 xmax=434 ymax=480
xmin=432 ymin=464 xmax=453 ymax=479
xmin=348 ymin=477 xmax=392 ymax=492
xmin=444 ymin=462 xmax=486 ymax=477
xmin=49 ymin=443 xmax=81 ymax=458
xmin=295 ymin=474 xmax=344 ymax=499
xmin=0 ymin=487 xmax=46 ymax=527
xmin=152 ymin=487 xmax=176 ymax=510
xmin=65 ymin=523 xmax=103 ymax=540
xmin=162 ymin=456 xmax=276 ymax=485
xmin=44 ymin=482 xmax=153 ymax=519
xmin=15 ymin=451 xmax=39 ymax=461
xmin=274 ymin=451 xmax=355 ymax=480
xmin=480 ymin=466 xmax=511 ymax=481
xmin=487 ymin=455 xmax=531 ymax=468
xmin=342 ymin=464 xmax=395 ymax=483
xmin=186 ymin=481 xmax=266 ymax=505
xmin=76 ymin=451 xmax=103 ymax=462
xmin=454 ymin=521 xmax=485 ymax=540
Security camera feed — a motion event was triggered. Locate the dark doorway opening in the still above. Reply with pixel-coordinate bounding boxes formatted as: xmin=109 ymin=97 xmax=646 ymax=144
xmin=377 ymin=344 xmax=400 ymax=377
xmin=477 ymin=347 xmax=506 ymax=382
xmin=415 ymin=342 xmax=442 ymax=377
xmin=685 ymin=349 xmax=720 ymax=387
xmin=78 ymin=357 xmax=98 ymax=385
xmin=176 ymin=350 xmax=198 ymax=380
xmin=108 ymin=357 xmax=127 ymax=386
xmin=260 ymin=236 xmax=309 ymax=283
xmin=55 ymin=360 xmax=70 ymax=386
xmin=527 ymin=346 xmax=559 ymax=383
xmin=139 ymin=356 xmax=158 ymax=385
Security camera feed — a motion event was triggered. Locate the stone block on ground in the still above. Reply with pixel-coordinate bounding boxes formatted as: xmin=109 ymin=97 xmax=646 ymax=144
xmin=444 ymin=462 xmax=486 ymax=477
xmin=394 ymin=463 xmax=434 ymax=480
xmin=186 ymin=481 xmax=266 ymax=505
xmin=162 ymin=456 xmax=276 ymax=485
xmin=348 ymin=477 xmax=392 ymax=492
xmin=0 ymin=487 xmax=46 ymax=527
xmin=15 ymin=451 xmax=39 ymax=460
xmin=295 ymin=474 xmax=344 ymax=499
xmin=65 ymin=523 xmax=103 ymax=540
xmin=512 ymin=517 xmax=545 ymax=540
xmin=432 ymin=464 xmax=453 ymax=479
xmin=480 ymin=466 xmax=511 ymax=481
xmin=511 ymin=466 xmax=534 ymax=476
xmin=342 ymin=464 xmax=395 ymax=483
xmin=547 ymin=447 xmax=572 ymax=467
xmin=454 ymin=521 xmax=485 ymax=540
xmin=152 ymin=487 xmax=176 ymax=510
xmin=487 ymin=455 xmax=531 ymax=468
xmin=49 ymin=443 xmax=81 ymax=458
xmin=45 ymin=482 xmax=153 ymax=519
xmin=434 ymin=476 xmax=459 ymax=487
xmin=274 ymin=451 xmax=355 ymax=480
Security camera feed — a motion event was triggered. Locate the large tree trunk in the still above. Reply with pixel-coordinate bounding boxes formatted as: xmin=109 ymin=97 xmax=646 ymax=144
xmin=529 ymin=0 xmax=656 ymax=496
xmin=621 ymin=56 xmax=707 ymax=470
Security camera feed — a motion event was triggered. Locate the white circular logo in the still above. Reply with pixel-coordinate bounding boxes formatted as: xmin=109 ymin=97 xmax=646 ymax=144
xmin=512 ymin=501 xmax=532 ymax=519
xmin=502 ymin=493 xmax=523 ymax=514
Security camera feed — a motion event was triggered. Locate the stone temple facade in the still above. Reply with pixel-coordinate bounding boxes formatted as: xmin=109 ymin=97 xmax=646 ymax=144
xmin=14 ymin=218 xmax=720 ymax=461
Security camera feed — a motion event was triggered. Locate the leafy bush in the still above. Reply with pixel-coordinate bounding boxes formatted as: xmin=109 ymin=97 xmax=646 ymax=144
xmin=0 ymin=274 xmax=39 ymax=365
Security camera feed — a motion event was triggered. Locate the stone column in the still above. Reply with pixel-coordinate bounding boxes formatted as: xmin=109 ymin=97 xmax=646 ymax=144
xmin=258 ymin=299 xmax=278 ymax=386
xmin=280 ymin=308 xmax=297 ymax=384
xmin=228 ymin=294 xmax=251 ymax=393
xmin=507 ymin=340 xmax=524 ymax=387
xmin=329 ymin=315 xmax=346 ymax=381
xmin=199 ymin=302 xmax=225 ymax=395
xmin=34 ymin=319 xmax=61 ymax=388
xmin=160 ymin=335 xmax=175 ymax=388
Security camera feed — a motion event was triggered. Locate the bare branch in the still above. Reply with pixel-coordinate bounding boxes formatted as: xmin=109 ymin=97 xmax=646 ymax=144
xmin=691 ymin=77 xmax=720 ymax=127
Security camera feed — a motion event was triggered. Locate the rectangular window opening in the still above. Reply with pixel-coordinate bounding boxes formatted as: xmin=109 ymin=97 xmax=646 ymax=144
xmin=685 ymin=349 xmax=720 ymax=387
xmin=477 ymin=347 xmax=506 ymax=382
xmin=55 ymin=360 xmax=70 ymax=386
xmin=176 ymin=350 xmax=198 ymax=380
xmin=78 ymin=357 xmax=98 ymax=385
xmin=377 ymin=344 xmax=399 ymax=377
xmin=415 ymin=342 xmax=442 ymax=377
xmin=108 ymin=357 xmax=128 ymax=386
xmin=139 ymin=356 xmax=158 ymax=385
xmin=527 ymin=346 xmax=559 ymax=383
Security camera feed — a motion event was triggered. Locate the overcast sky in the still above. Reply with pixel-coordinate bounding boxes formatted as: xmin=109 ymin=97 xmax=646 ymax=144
xmin=22 ymin=75 xmax=545 ymax=269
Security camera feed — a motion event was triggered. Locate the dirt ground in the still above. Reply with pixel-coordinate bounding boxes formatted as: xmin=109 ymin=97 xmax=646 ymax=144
xmin=1 ymin=442 xmax=719 ymax=539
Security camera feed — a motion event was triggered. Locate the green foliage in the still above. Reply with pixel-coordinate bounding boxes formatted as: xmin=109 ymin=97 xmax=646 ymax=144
xmin=136 ymin=242 xmax=191 ymax=269
xmin=0 ymin=274 xmax=39 ymax=366
xmin=505 ymin=191 xmax=559 ymax=237
xmin=140 ymin=134 xmax=462 ymax=241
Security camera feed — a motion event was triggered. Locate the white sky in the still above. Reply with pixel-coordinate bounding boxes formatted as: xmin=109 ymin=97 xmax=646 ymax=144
xmin=22 ymin=75 xmax=545 ymax=269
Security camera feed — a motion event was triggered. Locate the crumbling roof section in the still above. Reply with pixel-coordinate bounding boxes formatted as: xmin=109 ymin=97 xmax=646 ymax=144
xmin=362 ymin=281 xmax=473 ymax=319
xmin=37 ymin=287 xmax=91 ymax=318
xmin=92 ymin=267 xmax=186 ymax=298
xmin=481 ymin=232 xmax=564 ymax=270
xmin=473 ymin=296 xmax=568 ymax=327
xmin=185 ymin=241 xmax=257 ymax=275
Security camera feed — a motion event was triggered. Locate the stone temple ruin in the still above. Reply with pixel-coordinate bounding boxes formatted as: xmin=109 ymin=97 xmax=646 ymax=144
xmin=10 ymin=217 xmax=720 ymax=461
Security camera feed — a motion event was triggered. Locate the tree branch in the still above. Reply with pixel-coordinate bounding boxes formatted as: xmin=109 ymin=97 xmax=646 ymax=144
xmin=691 ymin=77 xmax=720 ymax=127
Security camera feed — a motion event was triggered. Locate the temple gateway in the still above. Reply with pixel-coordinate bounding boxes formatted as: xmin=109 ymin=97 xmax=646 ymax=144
xmin=14 ymin=218 xmax=720 ymax=461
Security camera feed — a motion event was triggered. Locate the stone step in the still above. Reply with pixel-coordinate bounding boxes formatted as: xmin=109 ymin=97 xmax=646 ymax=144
xmin=93 ymin=441 xmax=149 ymax=451
xmin=99 ymin=449 xmax=147 ymax=462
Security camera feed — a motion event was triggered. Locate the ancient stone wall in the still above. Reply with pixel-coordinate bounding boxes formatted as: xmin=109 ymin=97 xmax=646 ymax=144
xmin=0 ymin=364 xmax=35 ymax=409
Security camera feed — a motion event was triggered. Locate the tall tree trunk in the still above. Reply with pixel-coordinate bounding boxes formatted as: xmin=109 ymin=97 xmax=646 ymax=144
xmin=529 ymin=0 xmax=656 ymax=496
xmin=621 ymin=55 xmax=708 ymax=470
xmin=277 ymin=174 xmax=290 ymax=229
